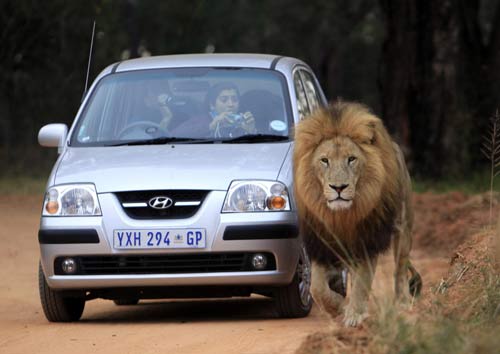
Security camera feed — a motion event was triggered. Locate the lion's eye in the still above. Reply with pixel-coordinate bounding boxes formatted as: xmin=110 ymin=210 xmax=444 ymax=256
xmin=320 ymin=157 xmax=329 ymax=166
xmin=348 ymin=156 xmax=357 ymax=164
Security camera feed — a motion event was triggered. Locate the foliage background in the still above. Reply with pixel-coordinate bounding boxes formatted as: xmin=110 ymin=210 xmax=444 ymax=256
xmin=1 ymin=0 xmax=498 ymax=180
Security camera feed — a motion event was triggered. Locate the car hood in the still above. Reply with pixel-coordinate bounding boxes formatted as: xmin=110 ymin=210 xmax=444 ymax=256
xmin=55 ymin=143 xmax=291 ymax=192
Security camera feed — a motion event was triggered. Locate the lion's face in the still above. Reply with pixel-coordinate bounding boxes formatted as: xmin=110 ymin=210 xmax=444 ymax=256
xmin=312 ymin=136 xmax=365 ymax=211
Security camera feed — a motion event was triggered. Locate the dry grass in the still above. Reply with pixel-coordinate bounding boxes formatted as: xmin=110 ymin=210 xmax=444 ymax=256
xmin=369 ymin=232 xmax=500 ymax=354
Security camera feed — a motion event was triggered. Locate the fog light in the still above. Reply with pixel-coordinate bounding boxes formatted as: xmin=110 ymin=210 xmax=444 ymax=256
xmin=61 ymin=258 xmax=77 ymax=274
xmin=45 ymin=201 xmax=59 ymax=214
xmin=267 ymin=195 xmax=286 ymax=210
xmin=251 ymin=253 xmax=268 ymax=270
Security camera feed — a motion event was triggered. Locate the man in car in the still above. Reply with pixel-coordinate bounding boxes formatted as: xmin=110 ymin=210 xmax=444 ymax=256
xmin=140 ymin=86 xmax=174 ymax=131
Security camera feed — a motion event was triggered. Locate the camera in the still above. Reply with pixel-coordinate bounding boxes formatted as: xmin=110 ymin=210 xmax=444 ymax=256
xmin=227 ymin=113 xmax=244 ymax=123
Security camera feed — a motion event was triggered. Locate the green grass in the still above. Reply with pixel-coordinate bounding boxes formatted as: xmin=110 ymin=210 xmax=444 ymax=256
xmin=370 ymin=300 xmax=500 ymax=354
xmin=0 ymin=176 xmax=47 ymax=195
xmin=471 ymin=265 xmax=500 ymax=325
xmin=371 ymin=312 xmax=465 ymax=354
xmin=371 ymin=312 xmax=500 ymax=354
xmin=1 ymin=171 xmax=497 ymax=196
xmin=412 ymin=171 xmax=499 ymax=194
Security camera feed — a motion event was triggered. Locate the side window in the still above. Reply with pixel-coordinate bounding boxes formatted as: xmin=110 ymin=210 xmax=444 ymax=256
xmin=293 ymin=71 xmax=310 ymax=120
xmin=300 ymin=70 xmax=322 ymax=113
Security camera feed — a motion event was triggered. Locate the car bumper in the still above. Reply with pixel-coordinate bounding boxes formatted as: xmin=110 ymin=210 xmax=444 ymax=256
xmin=39 ymin=191 xmax=300 ymax=290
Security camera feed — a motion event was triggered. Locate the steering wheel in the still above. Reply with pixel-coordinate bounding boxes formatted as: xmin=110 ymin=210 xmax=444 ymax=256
xmin=117 ymin=120 xmax=166 ymax=139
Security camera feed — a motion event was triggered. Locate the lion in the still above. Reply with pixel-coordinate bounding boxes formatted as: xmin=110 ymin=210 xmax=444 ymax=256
xmin=293 ymin=101 xmax=422 ymax=327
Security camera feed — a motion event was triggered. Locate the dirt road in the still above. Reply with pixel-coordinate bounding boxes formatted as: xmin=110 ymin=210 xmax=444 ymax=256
xmin=0 ymin=195 xmax=453 ymax=354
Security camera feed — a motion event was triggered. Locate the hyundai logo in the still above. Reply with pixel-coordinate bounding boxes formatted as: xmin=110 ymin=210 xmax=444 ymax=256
xmin=148 ymin=196 xmax=174 ymax=209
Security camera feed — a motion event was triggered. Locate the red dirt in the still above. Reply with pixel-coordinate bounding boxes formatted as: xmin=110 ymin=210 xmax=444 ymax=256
xmin=412 ymin=191 xmax=499 ymax=256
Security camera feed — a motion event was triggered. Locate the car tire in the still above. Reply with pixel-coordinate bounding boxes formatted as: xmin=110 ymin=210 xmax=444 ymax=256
xmin=113 ymin=299 xmax=140 ymax=306
xmin=274 ymin=246 xmax=313 ymax=318
xmin=38 ymin=262 xmax=85 ymax=322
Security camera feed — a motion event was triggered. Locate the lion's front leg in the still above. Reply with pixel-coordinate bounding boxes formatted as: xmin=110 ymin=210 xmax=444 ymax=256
xmin=310 ymin=261 xmax=345 ymax=317
xmin=343 ymin=256 xmax=377 ymax=327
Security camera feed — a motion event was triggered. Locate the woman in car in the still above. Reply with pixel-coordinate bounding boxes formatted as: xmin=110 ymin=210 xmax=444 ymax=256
xmin=207 ymin=82 xmax=256 ymax=138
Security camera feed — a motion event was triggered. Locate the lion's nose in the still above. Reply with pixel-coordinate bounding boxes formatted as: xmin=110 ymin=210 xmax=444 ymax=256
xmin=329 ymin=184 xmax=349 ymax=193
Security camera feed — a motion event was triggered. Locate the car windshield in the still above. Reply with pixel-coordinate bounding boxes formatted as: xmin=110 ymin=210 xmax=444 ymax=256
xmin=71 ymin=68 xmax=292 ymax=146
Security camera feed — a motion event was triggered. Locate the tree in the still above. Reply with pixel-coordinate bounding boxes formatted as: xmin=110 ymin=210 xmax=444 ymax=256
xmin=379 ymin=0 xmax=500 ymax=178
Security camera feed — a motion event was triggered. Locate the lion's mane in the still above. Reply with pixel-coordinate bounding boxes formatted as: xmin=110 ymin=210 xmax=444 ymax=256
xmin=293 ymin=101 xmax=407 ymax=265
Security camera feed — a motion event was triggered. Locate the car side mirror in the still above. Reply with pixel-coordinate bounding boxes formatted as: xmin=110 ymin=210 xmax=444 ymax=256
xmin=38 ymin=124 xmax=68 ymax=154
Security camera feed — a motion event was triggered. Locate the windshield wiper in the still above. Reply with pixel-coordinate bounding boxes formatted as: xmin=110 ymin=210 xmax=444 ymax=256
xmin=106 ymin=137 xmax=218 ymax=146
xmin=220 ymin=134 xmax=289 ymax=144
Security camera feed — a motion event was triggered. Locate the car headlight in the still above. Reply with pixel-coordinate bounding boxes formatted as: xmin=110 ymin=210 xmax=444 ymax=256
xmin=222 ymin=181 xmax=291 ymax=212
xmin=42 ymin=184 xmax=102 ymax=216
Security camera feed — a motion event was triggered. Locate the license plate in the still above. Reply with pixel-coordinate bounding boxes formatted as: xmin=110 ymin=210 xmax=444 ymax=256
xmin=113 ymin=229 xmax=206 ymax=249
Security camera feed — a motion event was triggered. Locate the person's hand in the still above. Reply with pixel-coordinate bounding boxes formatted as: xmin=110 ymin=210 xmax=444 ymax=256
xmin=157 ymin=94 xmax=172 ymax=106
xmin=209 ymin=112 xmax=232 ymax=131
xmin=241 ymin=111 xmax=256 ymax=132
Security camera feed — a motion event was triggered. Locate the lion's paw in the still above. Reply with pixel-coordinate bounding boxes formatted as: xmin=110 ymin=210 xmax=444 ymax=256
xmin=342 ymin=305 xmax=368 ymax=327
xmin=395 ymin=295 xmax=412 ymax=310
xmin=395 ymin=289 xmax=413 ymax=308
xmin=312 ymin=295 xmax=342 ymax=318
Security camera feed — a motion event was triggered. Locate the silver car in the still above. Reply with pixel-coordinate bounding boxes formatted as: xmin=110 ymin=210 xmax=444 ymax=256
xmin=37 ymin=54 xmax=327 ymax=322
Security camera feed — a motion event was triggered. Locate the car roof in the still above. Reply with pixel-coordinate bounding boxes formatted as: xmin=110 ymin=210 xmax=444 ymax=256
xmin=104 ymin=53 xmax=306 ymax=74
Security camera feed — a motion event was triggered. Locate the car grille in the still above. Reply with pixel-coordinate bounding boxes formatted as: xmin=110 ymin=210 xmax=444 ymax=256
xmin=115 ymin=190 xmax=209 ymax=219
xmin=54 ymin=253 xmax=276 ymax=275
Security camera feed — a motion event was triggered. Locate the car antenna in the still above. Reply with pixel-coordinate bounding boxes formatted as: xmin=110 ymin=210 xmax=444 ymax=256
xmin=82 ymin=20 xmax=96 ymax=101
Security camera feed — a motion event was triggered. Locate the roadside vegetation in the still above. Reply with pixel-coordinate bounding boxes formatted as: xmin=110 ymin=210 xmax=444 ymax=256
xmin=3 ymin=172 xmax=498 ymax=197
xmin=369 ymin=231 xmax=500 ymax=354
xmin=412 ymin=171 xmax=500 ymax=195
xmin=0 ymin=176 xmax=46 ymax=195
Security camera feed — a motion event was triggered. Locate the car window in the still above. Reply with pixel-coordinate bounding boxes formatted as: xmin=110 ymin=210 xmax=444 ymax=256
xmin=299 ymin=70 xmax=322 ymax=113
xmin=71 ymin=68 xmax=293 ymax=146
xmin=293 ymin=71 xmax=310 ymax=120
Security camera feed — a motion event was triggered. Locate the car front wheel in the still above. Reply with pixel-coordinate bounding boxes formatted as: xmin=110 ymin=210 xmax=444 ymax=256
xmin=274 ymin=246 xmax=312 ymax=318
xmin=38 ymin=262 xmax=85 ymax=322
